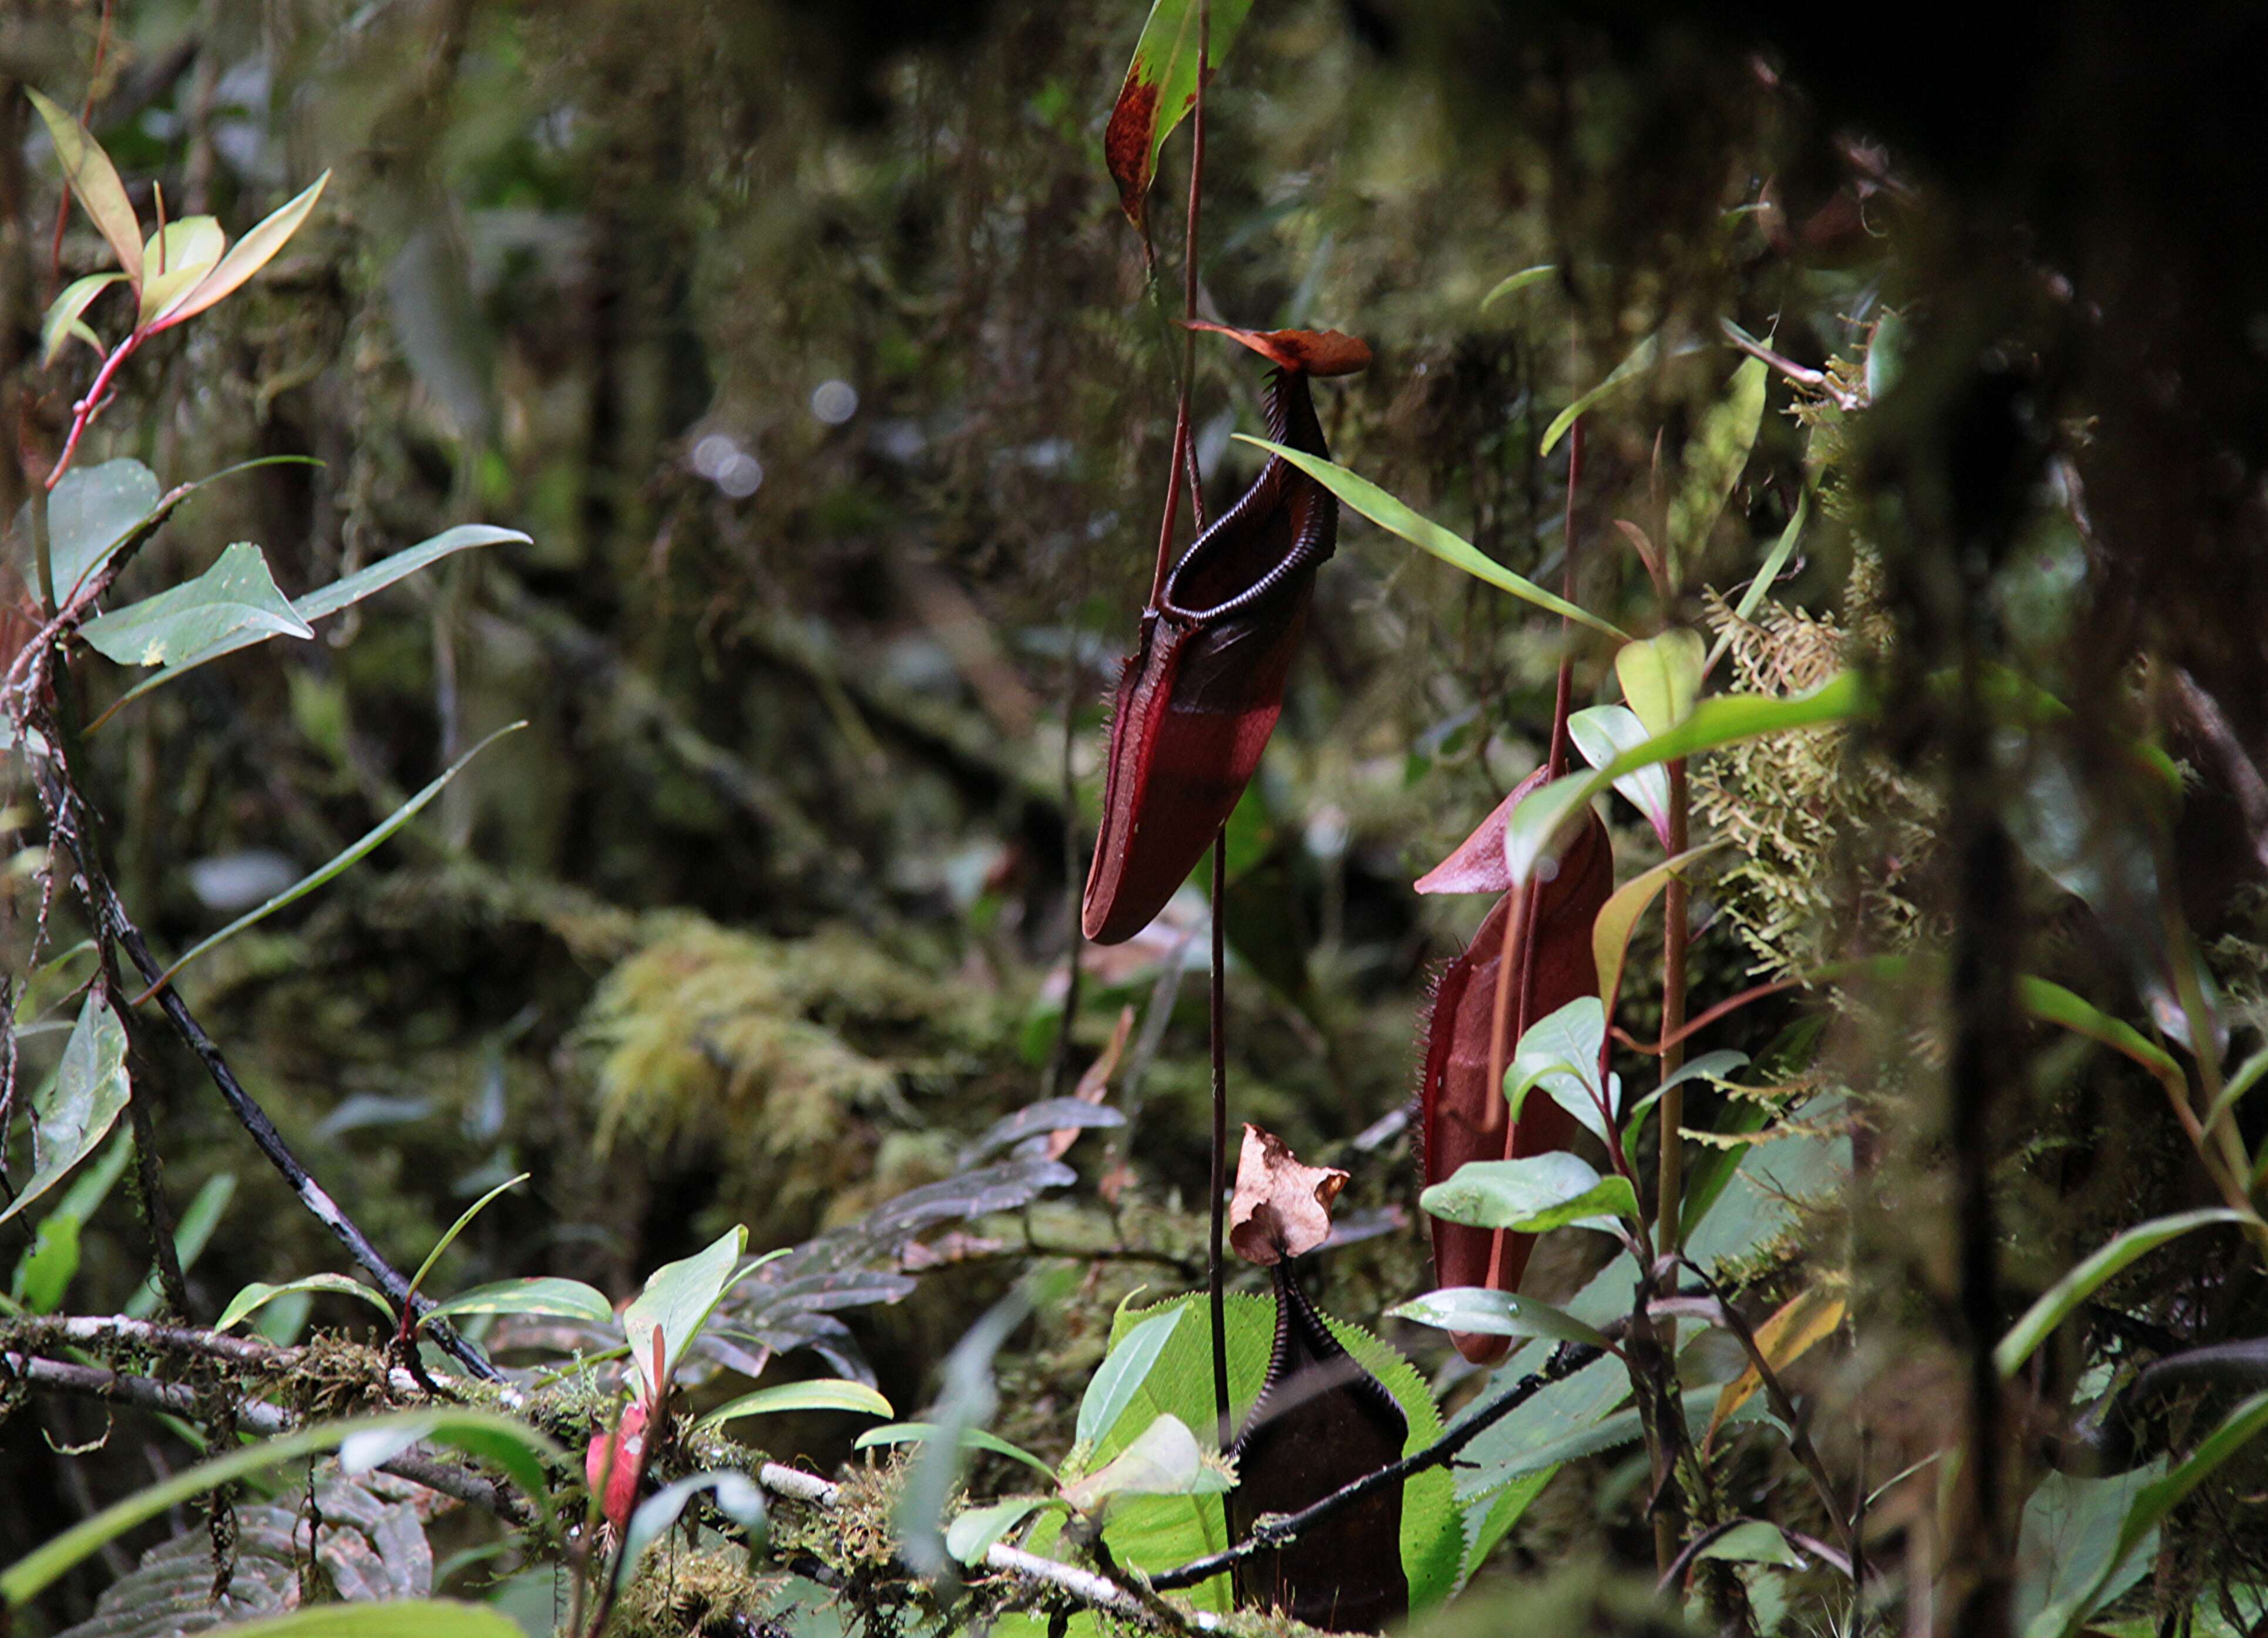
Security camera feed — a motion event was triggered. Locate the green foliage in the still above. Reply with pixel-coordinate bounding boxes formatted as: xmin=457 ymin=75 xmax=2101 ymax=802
xmin=1 ymin=993 xmax=130 ymax=1229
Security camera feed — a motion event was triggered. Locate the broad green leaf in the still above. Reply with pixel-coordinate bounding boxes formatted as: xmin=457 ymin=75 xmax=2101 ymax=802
xmin=408 ymin=1172 xmax=529 ymax=1300
xmin=1060 ymin=1414 xmax=1227 ymax=1512
xmin=41 ymin=272 xmax=123 ymax=365
xmin=1238 ymin=436 xmax=1627 ymax=638
xmin=100 ymin=523 xmax=528 ymax=720
xmin=2015 ymin=976 xmax=2191 ymax=1108
xmin=1480 ymin=264 xmax=1555 ymax=310
xmin=184 ymin=1602 xmax=528 ymax=1638
xmin=137 ymin=216 xmax=226 ymax=327
xmin=854 ymin=1421 xmax=1059 ymax=1483
xmin=1995 ymin=1209 xmax=2252 ymax=1379
xmin=0 ymin=1410 xmax=563 ymax=1606
xmin=1698 ymin=1520 xmax=1806 ymax=1568
xmin=137 ymin=721 xmax=526 ymax=995
xmin=1101 ymin=0 xmax=1255 ymax=229
xmin=2015 ymin=1464 xmax=2166 ymax=1638
xmin=1540 ymin=334 xmax=1658 ymax=456
xmin=1707 ymin=491 xmax=1809 ymax=673
xmin=1386 ymin=1287 xmax=1609 ymax=1348
xmin=32 ymin=458 xmax=160 ymax=598
xmin=80 ymin=542 xmax=314 ymax=667
xmin=152 ymin=172 xmax=332 ymax=331
xmin=1866 ymin=310 xmax=1908 ymax=403
xmin=25 ymin=88 xmax=143 ymax=293
xmin=1666 ymin=356 xmax=1768 ymax=568
xmin=947 ymin=1496 xmax=1058 ymax=1565
xmin=1076 ymin=1305 xmax=1184 ymax=1449
xmin=624 ymin=1225 xmax=751 ymax=1400
xmin=2044 ymin=1391 xmax=2268 ymax=1638
xmin=1615 ymin=628 xmax=1706 ymax=738
xmin=1504 ymin=997 xmax=1617 ymax=1145
xmin=125 ymin=1169 xmax=235 ymax=1319
xmin=1505 ymin=675 xmax=1869 ymax=884
xmin=618 ymin=1469 xmax=766 ymax=1587
xmin=1592 ymin=843 xmax=1722 ymax=1010
xmin=0 ymin=993 xmax=130 ymax=1228
xmin=422 ymin=1276 xmax=614 ymax=1327
xmin=1568 ymin=705 xmax=1672 ymax=846
xmin=216 ymin=1272 xmax=396 ymax=1331
xmin=1422 ymin=1153 xmax=1638 ymax=1234
xmin=1705 ymin=1283 xmax=1846 ymax=1444
xmin=12 ymin=1132 xmax=132 ymax=1314
xmin=698 ymin=1378 xmax=893 ymax=1431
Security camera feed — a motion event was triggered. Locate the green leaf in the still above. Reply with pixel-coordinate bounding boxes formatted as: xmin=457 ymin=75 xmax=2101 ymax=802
xmin=1102 ymin=0 xmax=1255 ymax=229
xmin=1504 ymin=675 xmax=1869 ymax=884
xmin=136 ymin=216 xmax=226 ymax=328
xmin=125 ymin=1169 xmax=235 ymax=1319
xmin=1698 ymin=1520 xmax=1806 ymax=1568
xmin=215 ymin=1273 xmax=397 ymax=1332
xmin=1385 ymin=1287 xmax=1610 ymax=1348
xmin=1422 ymin=1153 xmax=1639 ymax=1234
xmin=1060 ymin=1414 xmax=1228 ymax=1512
xmin=2206 ymin=1044 xmax=2268 ymax=1138
xmin=33 ymin=458 xmax=160 ymax=598
xmin=1995 ymin=1208 xmax=2253 ymax=1379
xmin=1592 ymin=843 xmax=1722 ymax=1011
xmin=151 ymin=173 xmax=332 ymax=331
xmin=25 ymin=88 xmax=143 ymax=294
xmin=1237 ymin=436 xmax=1627 ymax=638
xmin=1504 ymin=997 xmax=1615 ymax=1145
xmin=1666 ymin=356 xmax=1768 ymax=570
xmin=2015 ymin=976 xmax=2192 ymax=1109
xmin=0 ymin=993 xmax=130 ymax=1228
xmin=854 ymin=1421 xmax=1059 ymax=1483
xmin=1480 ymin=265 xmax=1555 ymax=311
xmin=80 ymin=541 xmax=314 ymax=667
xmin=0 ymin=1411 xmax=563 ymax=1607
xmin=41 ymin=272 xmax=123 ymax=366
xmin=138 ymin=721 xmax=526 ymax=995
xmin=947 ymin=1496 xmax=1059 ymax=1566
xmin=408 ymin=1172 xmax=530 ymax=1301
xmin=99 ymin=523 xmax=529 ymax=721
xmin=1076 ymin=1305 xmax=1184 ymax=1449
xmin=11 ymin=1132 xmax=131 ymax=1314
xmin=2043 ymin=1392 xmax=2268 ymax=1638
xmin=624 ymin=1225 xmax=751 ymax=1400
xmin=618 ymin=1469 xmax=766 ymax=1587
xmin=698 ymin=1378 xmax=893 ymax=1431
xmin=1540 ymin=334 xmax=1658 ymax=456
xmin=1615 ymin=628 xmax=1706 ymax=738
xmin=181 ymin=1602 xmax=529 ymax=1638
xmin=422 ymin=1276 xmax=614 ymax=1327
xmin=2015 ymin=1464 xmax=2166 ymax=1638
xmin=1568 ymin=705 xmax=1673 ymax=846
xmin=1706 ymin=491 xmax=1809 ymax=674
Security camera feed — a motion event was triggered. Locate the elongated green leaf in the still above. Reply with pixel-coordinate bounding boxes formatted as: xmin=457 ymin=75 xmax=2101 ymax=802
xmin=1481 ymin=264 xmax=1555 ymax=310
xmin=1995 ymin=1209 xmax=2253 ymax=1379
xmin=0 ymin=1410 xmax=562 ymax=1606
xmin=624 ymin=1225 xmax=752 ymax=1400
xmin=1540 ymin=334 xmax=1658 ymax=456
xmin=25 ymin=88 xmax=142 ymax=293
xmin=12 ymin=1132 xmax=131 ymax=1314
xmin=947 ymin=1496 xmax=1059 ymax=1565
xmin=216 ymin=1272 xmax=397 ymax=1331
xmin=408 ymin=1172 xmax=529 ymax=1300
xmin=139 ymin=721 xmax=525 ymax=995
xmin=854 ymin=1421 xmax=1060 ymax=1482
xmin=423 ymin=1276 xmax=614 ymax=1326
xmin=0 ymin=993 xmax=130 ymax=1228
xmin=1237 ymin=436 xmax=1627 ymax=638
xmin=187 ymin=1602 xmax=528 ymax=1638
xmin=1077 ymin=1305 xmax=1184 ymax=1449
xmin=100 ymin=523 xmax=528 ymax=720
xmin=2206 ymin=1045 xmax=2268 ymax=1136
xmin=618 ymin=1469 xmax=766 ymax=1587
xmin=80 ymin=541 xmax=314 ymax=668
xmin=137 ymin=216 xmax=226 ymax=328
xmin=1386 ymin=1287 xmax=1609 ymax=1348
xmin=2045 ymin=1391 xmax=2268 ymax=1638
xmin=1666 ymin=356 xmax=1768 ymax=567
xmin=1568 ymin=704 xmax=1672 ymax=846
xmin=125 ymin=1169 xmax=235 ymax=1319
xmin=1615 ymin=628 xmax=1706 ymax=738
xmin=2015 ymin=976 xmax=2190 ymax=1108
xmin=41 ymin=272 xmax=123 ymax=366
xmin=1593 ymin=843 xmax=1722 ymax=1011
xmin=1421 ymin=1153 xmax=1638 ymax=1234
xmin=1707 ymin=491 xmax=1810 ymax=674
xmin=1504 ymin=675 xmax=1868 ymax=884
xmin=1102 ymin=0 xmax=1255 ymax=230
xmin=153 ymin=172 xmax=332 ymax=330
xmin=698 ymin=1378 xmax=893 ymax=1431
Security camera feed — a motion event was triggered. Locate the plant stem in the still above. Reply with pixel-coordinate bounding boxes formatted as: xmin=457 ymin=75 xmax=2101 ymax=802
xmin=1208 ymin=830 xmax=1231 ymax=1454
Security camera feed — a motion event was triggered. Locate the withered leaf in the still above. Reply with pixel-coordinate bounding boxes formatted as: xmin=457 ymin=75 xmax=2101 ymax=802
xmin=1228 ymin=1124 xmax=1348 ymax=1266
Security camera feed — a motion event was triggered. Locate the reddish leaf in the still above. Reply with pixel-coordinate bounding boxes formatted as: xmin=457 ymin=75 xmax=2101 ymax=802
xmin=1101 ymin=0 xmax=1255 ymax=232
xmin=1229 ymin=1264 xmax=1409 ymax=1630
xmin=1414 ymin=809 xmax=1613 ymax=1364
xmin=1413 ymin=765 xmax=1555 ymax=896
xmin=586 ymin=1397 xmax=650 ymax=1529
xmin=1082 ymin=345 xmax=1363 ymax=945
xmin=1182 ymin=321 xmax=1373 ymax=378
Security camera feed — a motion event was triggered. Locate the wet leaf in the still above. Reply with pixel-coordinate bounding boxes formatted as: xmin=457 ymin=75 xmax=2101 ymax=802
xmin=1103 ymin=0 xmax=1255 ymax=230
xmin=1227 ymin=1124 xmax=1348 ymax=1265
xmin=80 ymin=543 xmax=313 ymax=668
xmin=0 ymin=993 xmax=130 ymax=1229
xmin=25 ymin=89 xmax=143 ymax=293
